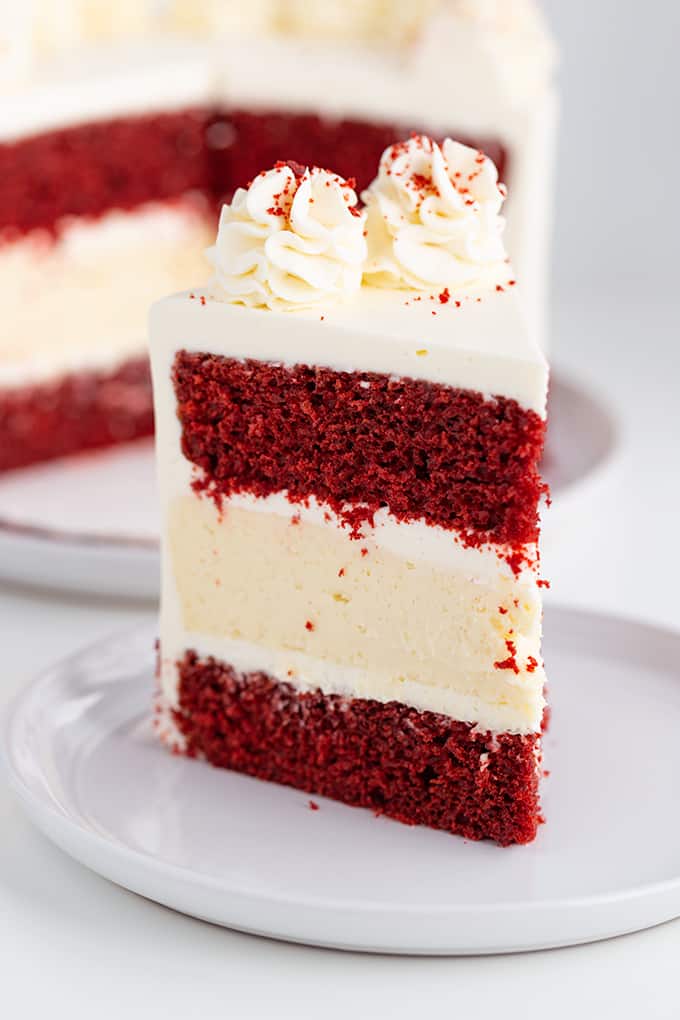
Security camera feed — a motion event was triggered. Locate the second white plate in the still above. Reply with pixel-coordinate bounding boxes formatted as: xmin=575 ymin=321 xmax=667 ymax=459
xmin=3 ymin=606 xmax=680 ymax=955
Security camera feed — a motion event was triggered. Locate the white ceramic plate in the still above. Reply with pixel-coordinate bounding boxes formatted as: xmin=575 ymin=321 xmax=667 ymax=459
xmin=0 ymin=373 xmax=617 ymax=599
xmin=3 ymin=606 xmax=679 ymax=955
xmin=0 ymin=439 xmax=159 ymax=599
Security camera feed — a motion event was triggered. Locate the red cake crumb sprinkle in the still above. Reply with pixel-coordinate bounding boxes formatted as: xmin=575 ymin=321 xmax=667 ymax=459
xmin=305 ymin=620 xmax=315 ymax=632
xmin=438 ymin=288 xmax=450 ymax=304
xmin=496 ymin=284 xmax=504 ymax=292
xmin=338 ymin=568 xmax=345 ymax=577
xmin=498 ymin=606 xmax=508 ymax=615
xmin=494 ymin=640 xmax=520 ymax=675
xmin=537 ymin=579 xmax=551 ymax=589
xmin=173 ymin=652 xmax=542 ymax=846
xmin=360 ymin=548 xmax=369 ymax=557
xmin=200 ymin=295 xmax=206 ymax=306
xmin=526 ymin=656 xmax=539 ymax=673
xmin=308 ymin=800 xmax=320 ymax=811
xmin=174 ymin=353 xmax=546 ymax=557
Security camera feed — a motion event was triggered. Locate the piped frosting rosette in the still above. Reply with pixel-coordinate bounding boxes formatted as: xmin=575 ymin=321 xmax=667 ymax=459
xmin=208 ymin=161 xmax=367 ymax=311
xmin=361 ymin=135 xmax=507 ymax=291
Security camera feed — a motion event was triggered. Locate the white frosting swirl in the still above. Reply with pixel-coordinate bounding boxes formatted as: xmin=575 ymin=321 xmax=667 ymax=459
xmin=208 ymin=162 xmax=367 ymax=311
xmin=362 ymin=135 xmax=507 ymax=291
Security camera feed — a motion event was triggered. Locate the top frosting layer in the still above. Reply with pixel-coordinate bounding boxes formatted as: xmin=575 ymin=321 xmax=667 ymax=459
xmin=362 ymin=135 xmax=507 ymax=291
xmin=207 ymin=161 xmax=367 ymax=311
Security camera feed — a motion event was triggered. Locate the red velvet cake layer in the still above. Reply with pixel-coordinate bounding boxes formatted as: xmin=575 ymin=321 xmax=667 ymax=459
xmin=0 ymin=357 xmax=154 ymax=472
xmin=0 ymin=110 xmax=214 ymax=239
xmin=173 ymin=651 xmax=541 ymax=846
xmin=210 ymin=110 xmax=507 ymax=205
xmin=174 ymin=353 xmax=545 ymax=551
xmin=0 ymin=107 xmax=506 ymax=238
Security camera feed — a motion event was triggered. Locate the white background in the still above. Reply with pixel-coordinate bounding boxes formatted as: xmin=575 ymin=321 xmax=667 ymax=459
xmin=2 ymin=3 xmax=680 ymax=1017
xmin=545 ymin=0 xmax=680 ymax=299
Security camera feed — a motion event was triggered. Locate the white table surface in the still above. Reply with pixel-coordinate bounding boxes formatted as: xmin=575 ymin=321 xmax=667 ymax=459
xmin=1 ymin=293 xmax=678 ymax=1019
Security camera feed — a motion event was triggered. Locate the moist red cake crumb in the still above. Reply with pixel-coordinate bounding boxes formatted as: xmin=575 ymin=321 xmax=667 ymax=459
xmin=0 ymin=357 xmax=154 ymax=472
xmin=174 ymin=651 xmax=542 ymax=847
xmin=173 ymin=353 xmax=546 ymax=553
xmin=0 ymin=109 xmax=214 ymax=238
xmin=0 ymin=107 xmax=507 ymax=238
xmin=212 ymin=111 xmax=507 ymax=207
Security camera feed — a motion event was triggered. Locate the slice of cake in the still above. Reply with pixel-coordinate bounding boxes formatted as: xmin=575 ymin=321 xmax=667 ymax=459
xmin=151 ymin=136 xmax=548 ymax=846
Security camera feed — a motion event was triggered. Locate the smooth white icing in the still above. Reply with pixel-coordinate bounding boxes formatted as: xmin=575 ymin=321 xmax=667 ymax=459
xmin=0 ymin=41 xmax=218 ymax=140
xmin=150 ymin=282 xmax=548 ymax=416
xmin=208 ymin=164 xmax=366 ymax=310
xmin=159 ymin=631 xmax=545 ymax=735
xmin=363 ymin=135 xmax=506 ymax=290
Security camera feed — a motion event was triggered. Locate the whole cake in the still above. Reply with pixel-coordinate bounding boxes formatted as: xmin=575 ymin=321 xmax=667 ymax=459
xmin=151 ymin=135 xmax=549 ymax=846
xmin=0 ymin=0 xmax=556 ymax=473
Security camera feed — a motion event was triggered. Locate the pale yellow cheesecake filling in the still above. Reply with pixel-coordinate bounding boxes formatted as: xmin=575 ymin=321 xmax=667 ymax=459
xmin=161 ymin=492 xmax=546 ymax=734
xmin=0 ymin=201 xmax=212 ymax=388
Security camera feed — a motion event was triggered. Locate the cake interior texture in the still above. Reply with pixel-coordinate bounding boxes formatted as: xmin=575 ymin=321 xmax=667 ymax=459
xmin=0 ymin=109 xmax=505 ymax=471
xmin=153 ymin=282 xmax=548 ymax=846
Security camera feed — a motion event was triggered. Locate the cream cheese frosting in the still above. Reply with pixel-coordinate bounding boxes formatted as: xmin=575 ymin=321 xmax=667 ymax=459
xmin=151 ymin=284 xmax=548 ymax=416
xmin=208 ymin=162 xmax=367 ymax=311
xmin=362 ymin=135 xmax=507 ymax=291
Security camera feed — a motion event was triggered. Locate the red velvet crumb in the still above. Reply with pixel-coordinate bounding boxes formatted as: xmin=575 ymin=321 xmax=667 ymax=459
xmin=174 ymin=354 xmax=546 ymax=554
xmin=173 ymin=651 xmax=542 ymax=847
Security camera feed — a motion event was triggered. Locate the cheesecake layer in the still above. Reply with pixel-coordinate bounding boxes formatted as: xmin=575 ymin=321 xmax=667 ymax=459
xmin=0 ymin=202 xmax=212 ymax=389
xmin=170 ymin=651 xmax=542 ymax=846
xmin=160 ymin=492 xmax=545 ymax=734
